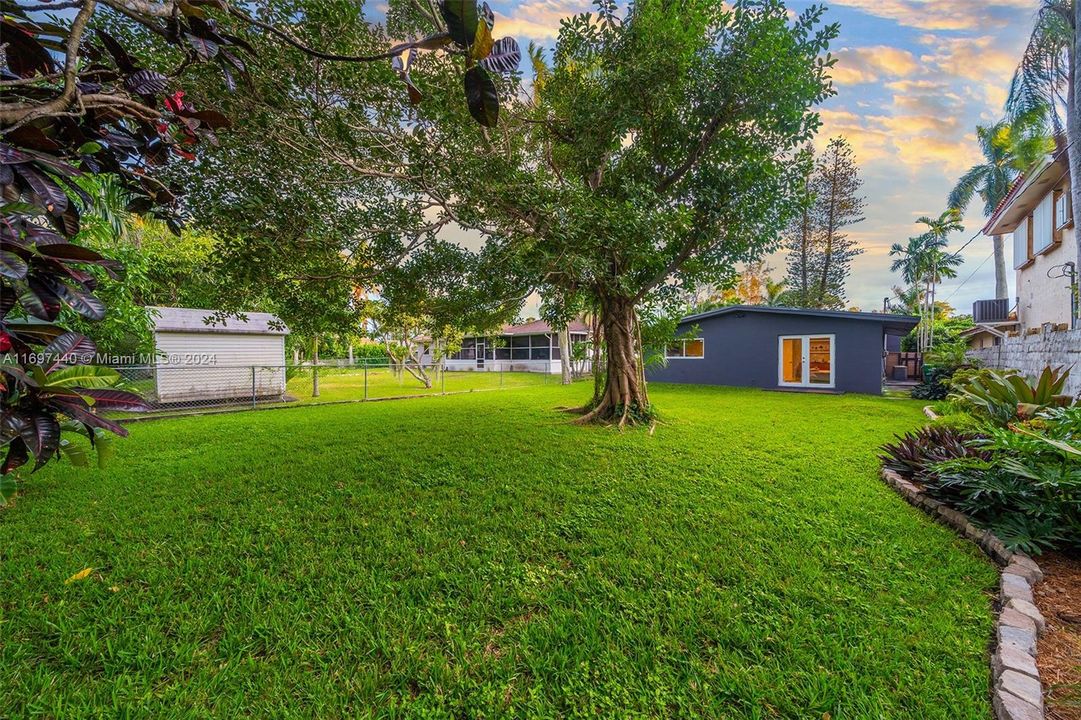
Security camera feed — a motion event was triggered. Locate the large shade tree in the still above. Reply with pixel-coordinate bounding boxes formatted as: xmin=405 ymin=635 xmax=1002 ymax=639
xmin=78 ymin=0 xmax=835 ymax=428
xmin=365 ymin=0 xmax=837 ymax=425
xmin=488 ymin=0 xmax=835 ymax=423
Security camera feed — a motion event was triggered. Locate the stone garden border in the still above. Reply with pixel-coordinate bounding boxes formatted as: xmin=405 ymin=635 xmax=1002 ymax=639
xmin=881 ymin=406 xmax=1047 ymax=720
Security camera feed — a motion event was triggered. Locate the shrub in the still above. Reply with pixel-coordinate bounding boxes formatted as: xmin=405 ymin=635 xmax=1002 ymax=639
xmin=911 ymin=364 xmax=957 ymax=401
xmin=879 ymin=426 xmax=987 ymax=483
xmin=930 ymin=412 xmax=985 ymax=434
xmin=927 ymin=422 xmax=1081 ymax=554
xmin=952 ymin=365 xmax=1073 ymax=425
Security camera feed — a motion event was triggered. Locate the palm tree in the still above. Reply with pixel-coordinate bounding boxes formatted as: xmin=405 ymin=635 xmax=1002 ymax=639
xmin=950 ymin=114 xmax=1055 ymax=301
xmin=890 ymin=210 xmax=964 ymax=351
xmin=1007 ymin=0 xmax=1080 ymax=287
xmin=948 ymin=123 xmax=1016 ymax=300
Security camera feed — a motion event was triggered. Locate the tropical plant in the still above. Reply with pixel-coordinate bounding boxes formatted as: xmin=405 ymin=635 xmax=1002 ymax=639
xmin=879 ymin=425 xmax=988 ymax=483
xmin=1006 ymin=0 xmax=1081 ymax=283
xmin=952 ymin=365 xmax=1074 ymax=424
xmin=889 ymin=210 xmax=964 ymax=351
xmin=948 ymin=116 xmax=1053 ymax=300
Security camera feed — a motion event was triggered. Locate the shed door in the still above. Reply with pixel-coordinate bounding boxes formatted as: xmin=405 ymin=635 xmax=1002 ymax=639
xmin=778 ymin=334 xmax=835 ymax=388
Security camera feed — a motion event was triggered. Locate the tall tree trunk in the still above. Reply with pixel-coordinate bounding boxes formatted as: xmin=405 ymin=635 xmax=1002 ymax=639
xmin=1069 ymin=10 xmax=1081 ymax=324
xmin=348 ymin=343 xmax=354 ymax=364
xmin=992 ymin=234 xmax=1008 ymax=300
xmin=312 ymin=334 xmax=320 ymax=398
xmin=576 ymin=294 xmax=649 ymax=426
xmin=800 ymin=207 xmax=810 ymax=306
xmin=558 ymin=327 xmax=571 ymax=385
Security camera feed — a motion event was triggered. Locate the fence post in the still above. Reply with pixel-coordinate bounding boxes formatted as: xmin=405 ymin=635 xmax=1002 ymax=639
xmin=441 ymin=360 xmax=446 ymax=395
xmin=251 ymin=366 xmax=257 ymax=409
xmin=364 ymin=364 xmax=368 ymax=401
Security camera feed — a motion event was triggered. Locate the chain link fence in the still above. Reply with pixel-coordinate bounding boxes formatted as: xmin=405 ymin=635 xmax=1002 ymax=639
xmin=107 ymin=363 xmax=561 ymax=418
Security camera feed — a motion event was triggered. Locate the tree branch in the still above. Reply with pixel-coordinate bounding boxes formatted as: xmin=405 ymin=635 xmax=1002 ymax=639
xmin=654 ymin=113 xmax=724 ymax=193
xmin=0 ymin=0 xmax=96 ymax=128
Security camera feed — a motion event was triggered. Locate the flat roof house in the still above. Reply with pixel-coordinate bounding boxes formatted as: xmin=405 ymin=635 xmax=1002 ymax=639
xmin=443 ymin=319 xmax=590 ymax=374
xmin=646 ymin=306 xmax=918 ymax=395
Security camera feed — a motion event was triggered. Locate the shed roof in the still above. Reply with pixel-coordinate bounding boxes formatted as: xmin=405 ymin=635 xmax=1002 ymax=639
xmin=681 ymin=305 xmax=919 ymax=335
xmin=149 ymin=307 xmax=289 ymax=336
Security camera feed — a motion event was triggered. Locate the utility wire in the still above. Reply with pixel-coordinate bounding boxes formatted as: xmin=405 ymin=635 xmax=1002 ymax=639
xmin=943 ymin=249 xmax=994 ymax=303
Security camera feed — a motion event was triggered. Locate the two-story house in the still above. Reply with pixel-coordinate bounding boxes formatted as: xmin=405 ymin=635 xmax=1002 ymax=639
xmin=965 ymin=150 xmax=1081 ymax=395
xmin=966 ymin=150 xmax=1078 ymax=349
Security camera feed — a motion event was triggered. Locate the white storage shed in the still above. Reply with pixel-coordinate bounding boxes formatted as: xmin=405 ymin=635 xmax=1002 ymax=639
xmin=150 ymin=307 xmax=289 ymax=404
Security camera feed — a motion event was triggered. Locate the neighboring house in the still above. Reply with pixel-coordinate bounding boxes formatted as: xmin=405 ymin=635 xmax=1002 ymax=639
xmin=965 ymin=151 xmax=1081 ymax=398
xmin=443 ymin=319 xmax=590 ymax=374
xmin=970 ymin=151 xmax=1077 ymax=342
xmin=646 ymin=306 xmax=917 ymax=395
xmin=149 ymin=307 xmax=289 ymax=404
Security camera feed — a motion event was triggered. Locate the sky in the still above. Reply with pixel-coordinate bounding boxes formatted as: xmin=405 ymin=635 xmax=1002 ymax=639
xmin=475 ymin=0 xmax=1041 ymax=315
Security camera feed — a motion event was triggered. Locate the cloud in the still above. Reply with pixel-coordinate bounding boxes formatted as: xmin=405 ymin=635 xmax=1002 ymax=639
xmin=917 ymin=34 xmax=1025 ymax=108
xmin=831 ymin=46 xmax=919 ymax=85
xmin=828 ymin=0 xmax=1034 ymax=31
xmin=493 ymin=0 xmax=589 ymax=41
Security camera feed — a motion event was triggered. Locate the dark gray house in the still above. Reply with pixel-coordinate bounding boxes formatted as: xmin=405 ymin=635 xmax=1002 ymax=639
xmin=647 ymin=306 xmax=919 ymax=395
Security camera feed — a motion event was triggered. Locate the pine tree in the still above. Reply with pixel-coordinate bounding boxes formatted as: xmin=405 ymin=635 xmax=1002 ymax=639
xmin=782 ymin=147 xmax=820 ymax=308
xmin=783 ymin=138 xmax=865 ymax=308
xmin=812 ymin=138 xmax=866 ymax=308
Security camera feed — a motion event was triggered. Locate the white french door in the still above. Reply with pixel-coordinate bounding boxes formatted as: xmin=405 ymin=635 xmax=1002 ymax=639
xmin=778 ymin=334 xmax=835 ymax=388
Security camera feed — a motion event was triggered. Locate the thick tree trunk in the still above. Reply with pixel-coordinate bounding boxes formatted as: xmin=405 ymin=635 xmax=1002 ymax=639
xmin=558 ymin=328 xmax=571 ymax=385
xmin=992 ymin=234 xmax=1008 ymax=300
xmin=575 ymin=295 xmax=650 ymax=426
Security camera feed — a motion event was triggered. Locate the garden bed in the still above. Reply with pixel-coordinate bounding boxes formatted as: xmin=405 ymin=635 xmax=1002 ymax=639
xmin=1034 ymin=553 xmax=1081 ymax=719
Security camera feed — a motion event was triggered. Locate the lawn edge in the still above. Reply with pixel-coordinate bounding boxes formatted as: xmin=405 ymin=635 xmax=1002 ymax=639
xmin=880 ymin=466 xmax=1047 ymax=720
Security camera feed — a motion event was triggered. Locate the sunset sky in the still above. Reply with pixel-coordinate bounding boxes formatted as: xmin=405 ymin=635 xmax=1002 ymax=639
xmin=483 ymin=0 xmax=1040 ymax=314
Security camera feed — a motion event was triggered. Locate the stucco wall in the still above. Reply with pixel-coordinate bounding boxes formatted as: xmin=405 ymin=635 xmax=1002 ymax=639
xmin=647 ymin=311 xmax=890 ymax=395
xmin=1017 ymin=227 xmax=1078 ymax=332
xmin=967 ymin=328 xmax=1081 ymax=398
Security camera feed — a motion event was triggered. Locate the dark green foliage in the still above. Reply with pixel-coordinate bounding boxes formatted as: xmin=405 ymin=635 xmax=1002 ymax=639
xmin=884 ymin=402 xmax=1081 ymax=554
xmin=879 ymin=425 xmax=988 ymax=483
xmin=911 ymin=364 xmax=957 ymax=401
xmin=464 ymin=66 xmax=499 ymax=127
xmin=929 ymin=414 xmax=1081 ymax=554
xmin=953 ymin=365 xmax=1073 ymax=425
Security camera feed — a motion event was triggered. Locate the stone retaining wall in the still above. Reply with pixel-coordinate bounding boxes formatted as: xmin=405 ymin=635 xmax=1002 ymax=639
xmin=967 ymin=329 xmax=1081 ymax=397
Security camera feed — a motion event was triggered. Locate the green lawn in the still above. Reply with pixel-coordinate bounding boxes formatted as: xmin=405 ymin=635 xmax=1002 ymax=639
xmin=286 ymin=367 xmax=550 ymax=404
xmin=0 ymin=384 xmax=996 ymax=718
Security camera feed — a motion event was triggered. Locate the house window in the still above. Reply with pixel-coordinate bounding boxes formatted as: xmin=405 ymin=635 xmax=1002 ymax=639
xmin=665 ymin=338 xmax=705 ymax=359
xmin=1056 ymin=189 xmax=1073 ymax=231
xmin=1033 ymin=193 xmax=1055 ymax=255
xmin=778 ymin=334 xmax=834 ymax=388
xmin=1013 ymin=217 xmax=1030 ymax=269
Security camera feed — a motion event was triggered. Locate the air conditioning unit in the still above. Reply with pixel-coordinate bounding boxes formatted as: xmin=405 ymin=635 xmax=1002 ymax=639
xmin=973 ymin=299 xmax=1010 ymax=323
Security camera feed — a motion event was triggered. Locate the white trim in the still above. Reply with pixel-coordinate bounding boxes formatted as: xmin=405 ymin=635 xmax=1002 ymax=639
xmin=777 ymin=334 xmax=836 ymax=389
xmin=665 ymin=337 xmax=705 ymax=359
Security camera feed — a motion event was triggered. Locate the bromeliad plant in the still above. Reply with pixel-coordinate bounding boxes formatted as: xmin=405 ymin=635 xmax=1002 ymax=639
xmin=951 ymin=365 xmax=1074 ymax=425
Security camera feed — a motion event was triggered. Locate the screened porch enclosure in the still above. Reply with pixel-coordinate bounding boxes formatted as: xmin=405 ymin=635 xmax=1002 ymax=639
xmin=441 ymin=323 xmax=591 ymax=374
